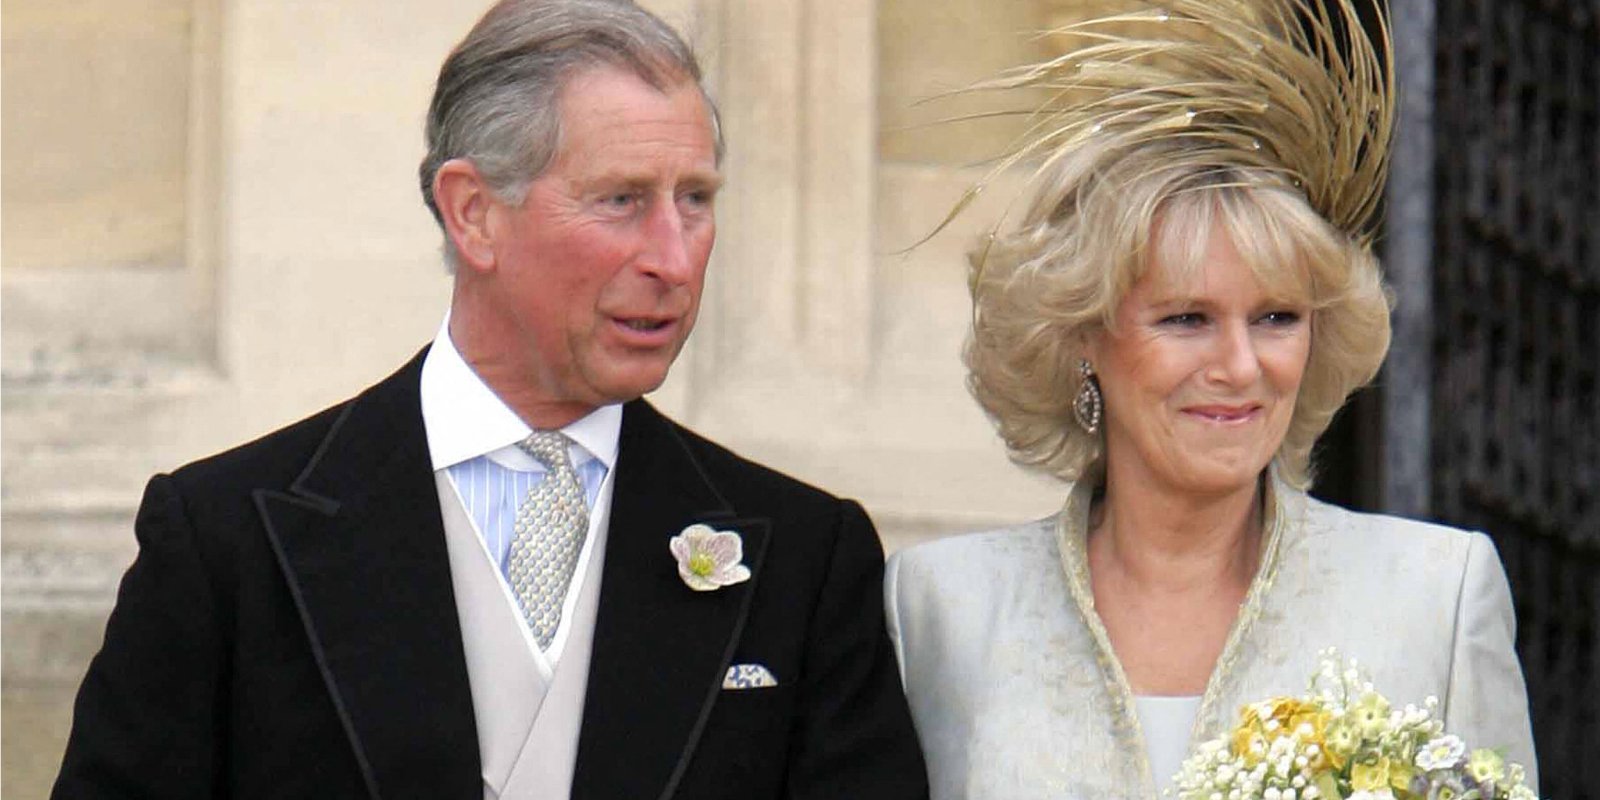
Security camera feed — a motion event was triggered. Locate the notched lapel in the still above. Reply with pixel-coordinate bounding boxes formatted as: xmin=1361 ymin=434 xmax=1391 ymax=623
xmin=255 ymin=488 xmax=382 ymax=797
xmin=573 ymin=402 xmax=772 ymax=800
xmin=256 ymin=353 xmax=480 ymax=800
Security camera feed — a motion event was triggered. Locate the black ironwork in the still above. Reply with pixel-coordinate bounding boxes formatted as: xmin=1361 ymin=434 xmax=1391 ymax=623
xmin=1434 ymin=1 xmax=1600 ymax=797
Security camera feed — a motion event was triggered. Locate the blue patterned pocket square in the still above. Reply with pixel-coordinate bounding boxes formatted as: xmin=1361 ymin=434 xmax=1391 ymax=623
xmin=722 ymin=663 xmax=778 ymax=689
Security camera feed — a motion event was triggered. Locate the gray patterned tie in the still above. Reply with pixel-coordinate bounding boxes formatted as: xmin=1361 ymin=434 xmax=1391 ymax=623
xmin=506 ymin=431 xmax=589 ymax=649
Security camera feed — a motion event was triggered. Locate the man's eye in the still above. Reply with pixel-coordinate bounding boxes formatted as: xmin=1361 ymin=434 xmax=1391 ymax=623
xmin=601 ymin=193 xmax=637 ymax=209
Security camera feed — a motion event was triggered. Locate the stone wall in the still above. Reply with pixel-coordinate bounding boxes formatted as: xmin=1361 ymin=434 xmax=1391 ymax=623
xmin=1 ymin=0 xmax=1068 ymax=795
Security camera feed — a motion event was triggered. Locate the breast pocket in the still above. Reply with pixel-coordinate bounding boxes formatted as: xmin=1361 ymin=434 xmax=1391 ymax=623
xmin=707 ymin=682 xmax=795 ymax=731
xmin=684 ymin=684 xmax=797 ymax=798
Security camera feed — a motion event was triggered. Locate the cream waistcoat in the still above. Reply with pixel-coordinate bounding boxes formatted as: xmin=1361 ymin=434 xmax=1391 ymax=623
xmin=437 ymin=473 xmax=606 ymax=799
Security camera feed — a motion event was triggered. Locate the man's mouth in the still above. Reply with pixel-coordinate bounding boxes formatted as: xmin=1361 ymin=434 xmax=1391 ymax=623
xmin=619 ymin=318 xmax=671 ymax=332
xmin=611 ymin=315 xmax=683 ymax=343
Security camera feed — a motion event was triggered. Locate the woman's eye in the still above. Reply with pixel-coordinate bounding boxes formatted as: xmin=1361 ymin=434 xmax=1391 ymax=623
xmin=1159 ymin=312 xmax=1205 ymax=327
xmin=1260 ymin=310 xmax=1303 ymax=326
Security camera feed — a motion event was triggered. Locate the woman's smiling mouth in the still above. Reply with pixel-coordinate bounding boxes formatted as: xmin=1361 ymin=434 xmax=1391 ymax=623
xmin=1181 ymin=404 xmax=1262 ymax=424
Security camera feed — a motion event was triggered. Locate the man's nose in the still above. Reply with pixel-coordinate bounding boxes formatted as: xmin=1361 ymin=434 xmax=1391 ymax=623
xmin=638 ymin=199 xmax=695 ymax=285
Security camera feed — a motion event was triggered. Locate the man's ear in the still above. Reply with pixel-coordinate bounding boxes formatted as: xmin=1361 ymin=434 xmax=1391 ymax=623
xmin=433 ymin=158 xmax=501 ymax=273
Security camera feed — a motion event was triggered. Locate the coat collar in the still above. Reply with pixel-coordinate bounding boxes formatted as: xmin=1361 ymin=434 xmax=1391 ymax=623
xmin=1051 ymin=465 xmax=1304 ymax=797
xmin=572 ymin=399 xmax=771 ymax=800
xmin=253 ymin=349 xmax=482 ymax=800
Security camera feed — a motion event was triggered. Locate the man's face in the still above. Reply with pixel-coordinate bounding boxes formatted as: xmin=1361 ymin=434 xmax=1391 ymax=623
xmin=471 ymin=65 xmax=721 ymax=421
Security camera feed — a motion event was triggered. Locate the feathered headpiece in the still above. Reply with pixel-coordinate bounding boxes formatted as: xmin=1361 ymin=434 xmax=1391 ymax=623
xmin=948 ymin=0 xmax=1393 ymax=250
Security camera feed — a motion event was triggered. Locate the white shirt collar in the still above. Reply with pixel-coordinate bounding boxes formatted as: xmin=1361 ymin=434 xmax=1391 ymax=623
xmin=420 ymin=312 xmax=621 ymax=473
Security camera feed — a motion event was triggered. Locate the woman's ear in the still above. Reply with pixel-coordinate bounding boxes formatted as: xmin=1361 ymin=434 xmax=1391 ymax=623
xmin=432 ymin=158 xmax=500 ymax=273
xmin=1079 ymin=329 xmax=1104 ymax=369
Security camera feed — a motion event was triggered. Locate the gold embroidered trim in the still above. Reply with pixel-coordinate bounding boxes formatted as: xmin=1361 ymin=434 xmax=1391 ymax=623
xmin=1053 ymin=466 xmax=1302 ymax=798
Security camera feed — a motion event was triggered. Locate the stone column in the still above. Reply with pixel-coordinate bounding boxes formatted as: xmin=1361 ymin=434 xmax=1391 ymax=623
xmin=1381 ymin=0 xmax=1435 ymax=516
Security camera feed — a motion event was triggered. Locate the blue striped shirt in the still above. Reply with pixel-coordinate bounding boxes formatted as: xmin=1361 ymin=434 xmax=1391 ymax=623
xmin=420 ymin=314 xmax=623 ymax=664
xmin=445 ymin=450 xmax=608 ymax=580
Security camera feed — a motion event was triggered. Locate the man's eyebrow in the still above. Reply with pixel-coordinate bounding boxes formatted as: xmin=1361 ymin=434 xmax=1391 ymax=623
xmin=580 ymin=170 xmax=724 ymax=191
xmin=685 ymin=171 xmax=725 ymax=191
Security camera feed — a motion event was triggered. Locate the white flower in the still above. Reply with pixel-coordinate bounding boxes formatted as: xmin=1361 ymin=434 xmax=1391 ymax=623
xmin=669 ymin=524 xmax=752 ymax=591
xmin=1348 ymin=791 xmax=1395 ymax=800
xmin=1414 ymin=734 xmax=1467 ymax=771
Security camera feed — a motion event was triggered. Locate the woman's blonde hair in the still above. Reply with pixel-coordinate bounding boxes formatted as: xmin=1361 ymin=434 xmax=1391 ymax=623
xmin=965 ymin=135 xmax=1392 ymax=488
xmin=955 ymin=0 xmax=1394 ymax=489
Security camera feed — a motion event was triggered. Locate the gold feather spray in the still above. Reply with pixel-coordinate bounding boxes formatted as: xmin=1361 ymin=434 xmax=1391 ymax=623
xmin=942 ymin=0 xmax=1394 ymax=262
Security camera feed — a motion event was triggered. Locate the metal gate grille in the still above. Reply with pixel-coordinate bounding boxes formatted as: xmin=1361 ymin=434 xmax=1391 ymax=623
xmin=1434 ymin=1 xmax=1599 ymax=797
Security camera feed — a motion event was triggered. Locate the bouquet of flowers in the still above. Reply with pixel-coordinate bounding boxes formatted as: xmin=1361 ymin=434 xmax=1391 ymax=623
xmin=1172 ymin=649 xmax=1538 ymax=800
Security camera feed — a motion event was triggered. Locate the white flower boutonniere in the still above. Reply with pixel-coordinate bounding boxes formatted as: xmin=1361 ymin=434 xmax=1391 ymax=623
xmin=670 ymin=524 xmax=751 ymax=591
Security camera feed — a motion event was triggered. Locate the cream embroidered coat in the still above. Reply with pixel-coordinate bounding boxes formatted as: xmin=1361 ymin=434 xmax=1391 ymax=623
xmin=886 ymin=475 xmax=1538 ymax=799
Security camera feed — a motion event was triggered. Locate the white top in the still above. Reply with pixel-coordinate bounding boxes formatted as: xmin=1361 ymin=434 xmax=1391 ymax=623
xmin=1133 ymin=695 xmax=1200 ymax=796
xmin=420 ymin=312 xmax=621 ymax=674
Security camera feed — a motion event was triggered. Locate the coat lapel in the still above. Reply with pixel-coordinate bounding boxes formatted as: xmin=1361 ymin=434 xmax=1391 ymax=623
xmin=254 ymin=351 xmax=481 ymax=800
xmin=571 ymin=400 xmax=771 ymax=800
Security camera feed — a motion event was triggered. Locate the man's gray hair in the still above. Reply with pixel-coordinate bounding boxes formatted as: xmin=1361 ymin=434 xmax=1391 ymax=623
xmin=419 ymin=0 xmax=722 ymax=270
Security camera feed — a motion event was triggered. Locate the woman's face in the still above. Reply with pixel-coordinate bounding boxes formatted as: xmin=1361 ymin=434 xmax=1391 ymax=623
xmin=1087 ymin=225 xmax=1311 ymax=500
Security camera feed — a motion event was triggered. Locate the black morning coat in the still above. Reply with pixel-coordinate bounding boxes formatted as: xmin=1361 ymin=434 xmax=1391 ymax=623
xmin=51 ymin=349 xmax=930 ymax=800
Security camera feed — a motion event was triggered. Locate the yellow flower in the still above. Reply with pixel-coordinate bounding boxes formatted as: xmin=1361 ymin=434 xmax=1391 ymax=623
xmin=1348 ymin=692 xmax=1391 ymax=739
xmin=1351 ymin=755 xmax=1395 ymax=792
xmin=1318 ymin=720 xmax=1356 ymax=768
xmin=1288 ymin=706 xmax=1332 ymax=762
xmin=1350 ymin=754 xmax=1416 ymax=795
xmin=1386 ymin=760 xmax=1416 ymax=792
xmin=1466 ymin=748 xmax=1506 ymax=784
xmin=1229 ymin=696 xmax=1333 ymax=770
xmin=1231 ymin=698 xmax=1295 ymax=764
xmin=1314 ymin=772 xmax=1343 ymax=800
xmin=1321 ymin=717 xmax=1358 ymax=770
xmin=1231 ymin=726 xmax=1270 ymax=767
xmin=1292 ymin=707 xmax=1329 ymax=732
